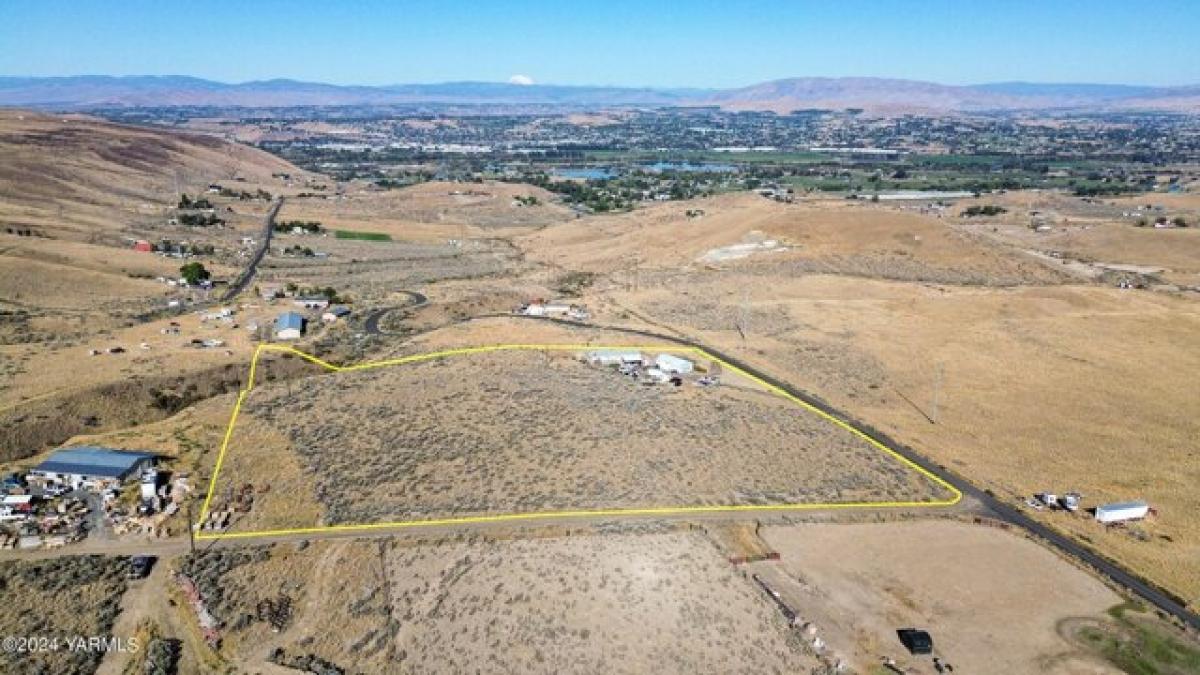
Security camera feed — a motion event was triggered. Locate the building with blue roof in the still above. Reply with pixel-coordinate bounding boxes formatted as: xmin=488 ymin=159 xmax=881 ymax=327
xmin=275 ymin=311 xmax=306 ymax=340
xmin=30 ymin=446 xmax=156 ymax=490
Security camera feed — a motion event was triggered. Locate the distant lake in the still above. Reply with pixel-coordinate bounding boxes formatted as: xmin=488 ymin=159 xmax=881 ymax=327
xmin=553 ymin=167 xmax=615 ymax=180
xmin=642 ymin=161 xmax=737 ymax=173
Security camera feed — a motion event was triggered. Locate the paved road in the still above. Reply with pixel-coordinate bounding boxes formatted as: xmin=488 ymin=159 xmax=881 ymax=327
xmin=220 ymin=197 xmax=283 ymax=303
xmin=362 ymin=291 xmax=429 ymax=335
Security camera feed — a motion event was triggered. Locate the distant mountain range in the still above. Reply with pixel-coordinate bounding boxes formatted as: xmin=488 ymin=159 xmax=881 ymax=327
xmin=1 ymin=75 xmax=1197 ymax=113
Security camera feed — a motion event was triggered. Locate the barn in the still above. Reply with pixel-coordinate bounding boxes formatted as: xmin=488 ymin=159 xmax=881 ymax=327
xmin=275 ymin=312 xmax=306 ymax=340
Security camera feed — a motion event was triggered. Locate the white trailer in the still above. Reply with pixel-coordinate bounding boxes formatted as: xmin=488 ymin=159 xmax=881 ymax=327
xmin=1095 ymin=500 xmax=1149 ymax=524
xmin=587 ymin=351 xmax=643 ymax=366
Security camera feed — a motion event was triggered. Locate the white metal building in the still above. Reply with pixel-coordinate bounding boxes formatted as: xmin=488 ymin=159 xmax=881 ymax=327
xmin=655 ymin=354 xmax=694 ymax=374
xmin=1095 ymin=500 xmax=1149 ymax=524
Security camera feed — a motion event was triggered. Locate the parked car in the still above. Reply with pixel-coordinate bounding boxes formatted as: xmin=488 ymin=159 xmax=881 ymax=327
xmin=897 ymin=628 xmax=933 ymax=655
xmin=43 ymin=484 xmax=69 ymax=498
xmin=128 ymin=555 xmax=155 ymax=579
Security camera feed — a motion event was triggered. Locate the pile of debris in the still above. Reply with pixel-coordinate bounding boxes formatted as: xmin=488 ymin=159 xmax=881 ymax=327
xmin=176 ymin=573 xmax=222 ymax=647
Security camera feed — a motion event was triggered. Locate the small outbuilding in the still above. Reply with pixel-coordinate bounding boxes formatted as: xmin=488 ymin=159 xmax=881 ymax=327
xmin=275 ymin=312 xmax=306 ymax=340
xmin=30 ymin=447 xmax=156 ymax=491
xmin=322 ymin=305 xmax=351 ymax=322
xmin=655 ymin=354 xmax=694 ymax=375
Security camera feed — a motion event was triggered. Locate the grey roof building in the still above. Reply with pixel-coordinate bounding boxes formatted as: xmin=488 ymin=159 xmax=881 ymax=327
xmin=31 ymin=447 xmax=156 ymax=484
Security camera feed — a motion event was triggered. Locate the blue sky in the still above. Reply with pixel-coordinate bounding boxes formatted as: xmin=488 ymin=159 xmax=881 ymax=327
xmin=2 ymin=0 xmax=1197 ymax=87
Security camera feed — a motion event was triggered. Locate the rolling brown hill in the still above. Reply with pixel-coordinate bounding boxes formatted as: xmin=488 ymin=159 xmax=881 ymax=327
xmin=0 ymin=109 xmax=299 ymax=240
xmin=0 ymin=109 xmax=307 ymax=334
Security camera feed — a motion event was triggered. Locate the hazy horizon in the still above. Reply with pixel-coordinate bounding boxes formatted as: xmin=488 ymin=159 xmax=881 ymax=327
xmin=2 ymin=0 xmax=1198 ymax=89
xmin=0 ymin=73 xmax=1195 ymax=91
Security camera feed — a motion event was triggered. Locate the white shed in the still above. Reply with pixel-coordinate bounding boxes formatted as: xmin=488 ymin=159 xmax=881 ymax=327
xmin=655 ymin=354 xmax=694 ymax=374
xmin=1095 ymin=500 xmax=1149 ymax=524
xmin=644 ymin=367 xmax=670 ymax=384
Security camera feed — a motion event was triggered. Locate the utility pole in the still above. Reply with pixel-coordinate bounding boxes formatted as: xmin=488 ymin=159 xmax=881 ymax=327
xmin=186 ymin=501 xmax=196 ymax=556
xmin=931 ymin=361 xmax=944 ymax=425
xmin=737 ymin=289 xmax=750 ymax=341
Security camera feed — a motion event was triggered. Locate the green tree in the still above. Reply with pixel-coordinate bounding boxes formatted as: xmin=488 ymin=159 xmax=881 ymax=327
xmin=179 ymin=262 xmax=210 ymax=285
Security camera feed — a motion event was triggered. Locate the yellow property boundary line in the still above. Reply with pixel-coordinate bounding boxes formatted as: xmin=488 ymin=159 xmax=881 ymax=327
xmin=195 ymin=343 xmax=962 ymax=540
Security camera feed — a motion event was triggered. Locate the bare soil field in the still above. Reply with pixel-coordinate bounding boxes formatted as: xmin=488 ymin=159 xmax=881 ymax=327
xmin=758 ymin=520 xmax=1124 ymax=674
xmin=178 ymin=529 xmax=817 ymax=674
xmin=211 ymin=347 xmax=946 ymax=532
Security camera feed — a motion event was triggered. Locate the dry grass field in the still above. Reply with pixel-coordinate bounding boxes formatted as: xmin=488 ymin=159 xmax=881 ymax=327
xmin=257 ymin=234 xmax=523 ymax=307
xmin=758 ymin=520 xmax=1125 ymax=674
xmin=5 ymin=106 xmax=1200 ymax=674
xmin=0 ymin=556 xmax=129 ymax=675
xmin=519 ymin=192 xmax=1071 ymax=286
xmin=949 ymin=191 xmax=1200 ymax=287
xmin=211 ymin=347 xmax=946 ymax=532
xmin=604 ymin=273 xmax=1200 ymax=609
xmin=0 ymin=109 xmax=315 ymax=346
xmin=276 ymin=180 xmax=572 ymax=242
xmin=178 ymin=529 xmax=816 ymax=674
xmin=0 ymin=110 xmax=299 ymax=238
xmin=0 ymin=311 xmax=257 ymax=461
xmin=0 ymin=110 xmax=321 ymax=462
xmin=571 ymin=200 xmax=1200 ymax=609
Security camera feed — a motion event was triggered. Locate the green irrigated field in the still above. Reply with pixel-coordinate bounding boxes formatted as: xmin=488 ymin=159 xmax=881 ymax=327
xmin=334 ymin=229 xmax=392 ymax=241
